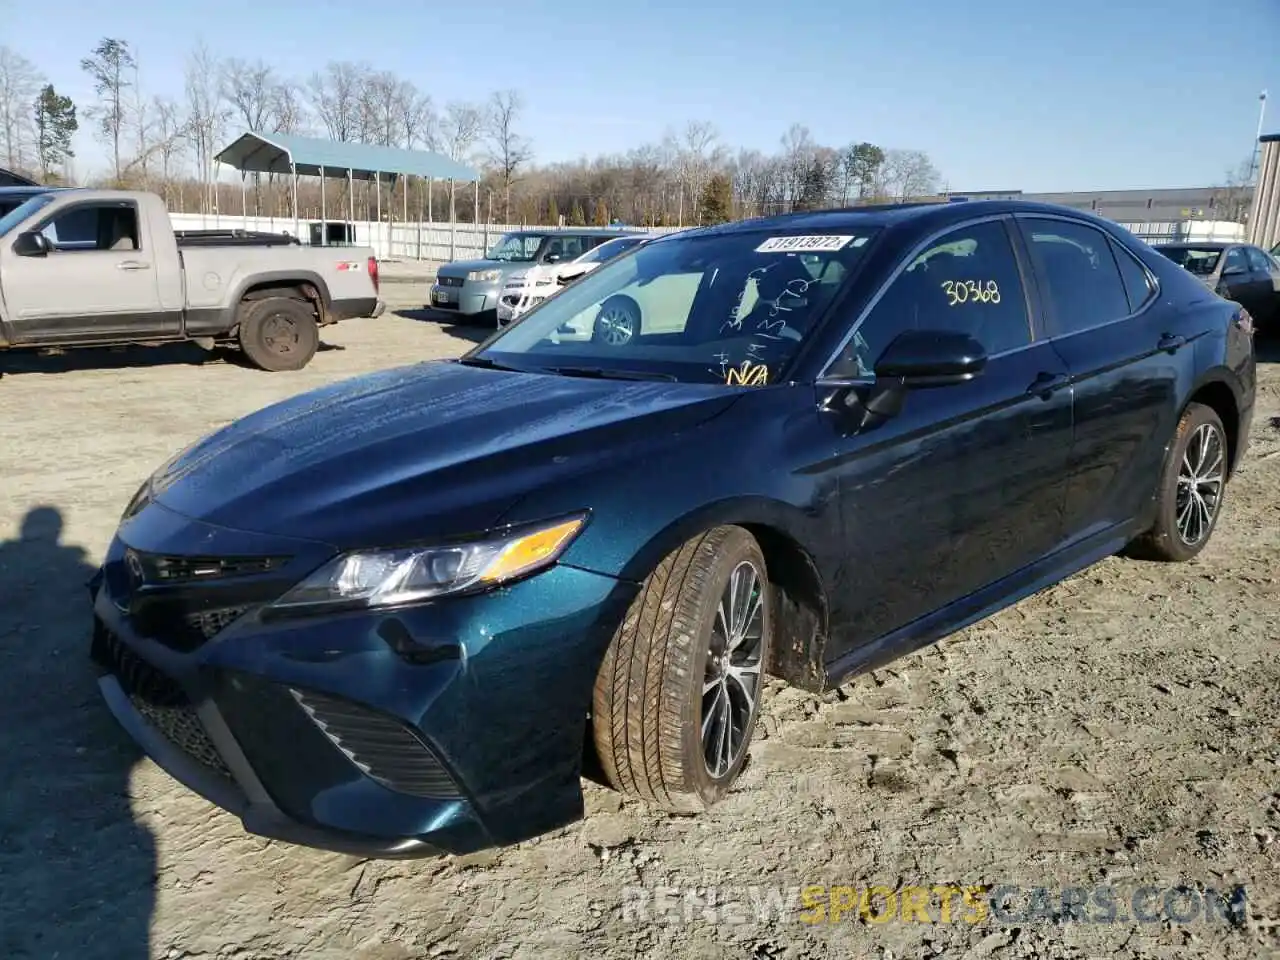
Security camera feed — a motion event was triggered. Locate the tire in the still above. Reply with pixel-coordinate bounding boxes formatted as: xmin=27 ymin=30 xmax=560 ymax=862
xmin=237 ymin=297 xmax=319 ymax=371
xmin=591 ymin=526 xmax=772 ymax=812
xmin=1128 ymin=402 xmax=1229 ymax=562
xmin=591 ymin=295 xmax=641 ymax=347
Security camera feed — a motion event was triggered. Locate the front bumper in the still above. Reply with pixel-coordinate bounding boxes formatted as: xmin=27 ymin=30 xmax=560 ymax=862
xmin=429 ymin=279 xmax=500 ymax=316
xmin=89 ymin=508 xmax=638 ymax=858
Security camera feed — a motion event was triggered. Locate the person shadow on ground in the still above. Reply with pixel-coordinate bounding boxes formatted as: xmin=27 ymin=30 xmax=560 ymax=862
xmin=0 ymin=506 xmax=155 ymax=959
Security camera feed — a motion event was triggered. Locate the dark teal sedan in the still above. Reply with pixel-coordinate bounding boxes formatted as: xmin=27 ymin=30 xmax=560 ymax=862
xmin=90 ymin=200 xmax=1255 ymax=857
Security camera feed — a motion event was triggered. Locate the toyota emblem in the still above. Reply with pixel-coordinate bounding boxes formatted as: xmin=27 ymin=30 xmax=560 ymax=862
xmin=125 ymin=549 xmax=145 ymax=586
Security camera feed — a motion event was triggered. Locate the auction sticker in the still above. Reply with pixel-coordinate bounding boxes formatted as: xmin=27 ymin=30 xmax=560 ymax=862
xmin=756 ymin=235 xmax=859 ymax=253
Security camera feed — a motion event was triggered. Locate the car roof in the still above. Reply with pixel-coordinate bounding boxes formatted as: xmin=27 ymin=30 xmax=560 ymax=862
xmin=0 ymin=185 xmax=62 ymax=196
xmin=662 ymin=199 xmax=1142 ymax=242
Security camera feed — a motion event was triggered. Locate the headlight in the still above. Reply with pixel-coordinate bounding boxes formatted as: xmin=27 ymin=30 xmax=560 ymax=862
xmin=467 ymin=269 xmax=503 ymax=283
xmin=269 ymin=513 xmax=587 ymax=613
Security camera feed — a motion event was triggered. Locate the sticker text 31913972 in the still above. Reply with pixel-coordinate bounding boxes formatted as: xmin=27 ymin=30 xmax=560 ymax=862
xmin=755 ymin=235 xmax=861 ymax=253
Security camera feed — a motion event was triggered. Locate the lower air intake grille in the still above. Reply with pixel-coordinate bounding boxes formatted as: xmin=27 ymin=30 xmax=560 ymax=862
xmin=93 ymin=624 xmax=233 ymax=781
xmin=289 ymin=688 xmax=461 ymax=799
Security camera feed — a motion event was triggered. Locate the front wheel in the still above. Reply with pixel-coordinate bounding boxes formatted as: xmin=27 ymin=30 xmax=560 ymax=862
xmin=1129 ymin=401 xmax=1229 ymax=562
xmin=591 ymin=526 xmax=771 ymax=812
xmin=591 ymin=295 xmax=641 ymax=347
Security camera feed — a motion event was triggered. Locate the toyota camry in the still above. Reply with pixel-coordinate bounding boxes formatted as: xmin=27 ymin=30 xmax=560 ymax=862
xmin=89 ymin=200 xmax=1255 ymax=858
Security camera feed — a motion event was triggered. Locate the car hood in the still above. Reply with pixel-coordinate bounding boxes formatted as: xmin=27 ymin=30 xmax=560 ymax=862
xmin=436 ymin=259 xmax=528 ymax=278
xmin=150 ymin=361 xmax=739 ymax=549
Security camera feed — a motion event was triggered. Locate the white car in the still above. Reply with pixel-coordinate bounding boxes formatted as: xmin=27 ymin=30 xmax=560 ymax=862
xmin=496 ymin=234 xmax=650 ymax=327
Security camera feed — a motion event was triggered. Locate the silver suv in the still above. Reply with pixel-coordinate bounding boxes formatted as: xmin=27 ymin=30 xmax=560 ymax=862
xmin=429 ymin=228 xmax=635 ymax=323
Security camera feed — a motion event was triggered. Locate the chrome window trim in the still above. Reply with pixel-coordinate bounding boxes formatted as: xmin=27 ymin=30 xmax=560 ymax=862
xmin=1012 ymin=212 xmax=1162 ymax=340
xmin=817 ymin=214 xmax=1034 ymax=378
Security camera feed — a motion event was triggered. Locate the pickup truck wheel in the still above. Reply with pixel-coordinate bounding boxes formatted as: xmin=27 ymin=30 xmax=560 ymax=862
xmin=238 ymin=297 xmax=319 ymax=371
xmin=591 ymin=526 xmax=771 ymax=813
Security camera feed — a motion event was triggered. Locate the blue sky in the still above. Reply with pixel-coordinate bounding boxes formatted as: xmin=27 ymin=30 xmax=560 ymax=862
xmin=2 ymin=0 xmax=1277 ymax=191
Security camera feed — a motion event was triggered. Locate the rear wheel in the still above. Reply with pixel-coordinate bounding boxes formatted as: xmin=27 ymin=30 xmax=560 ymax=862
xmin=1129 ymin=402 xmax=1229 ymax=562
xmin=238 ymin=297 xmax=319 ymax=371
xmin=591 ymin=526 xmax=771 ymax=812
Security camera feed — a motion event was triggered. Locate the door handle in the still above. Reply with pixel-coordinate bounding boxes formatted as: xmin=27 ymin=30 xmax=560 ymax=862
xmin=1026 ymin=371 xmax=1069 ymax=398
xmin=116 ymin=260 xmax=150 ymax=271
xmin=1157 ymin=333 xmax=1186 ymax=352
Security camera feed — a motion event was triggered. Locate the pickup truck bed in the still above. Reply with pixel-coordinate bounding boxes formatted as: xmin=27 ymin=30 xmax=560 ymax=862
xmin=0 ymin=188 xmax=385 ymax=371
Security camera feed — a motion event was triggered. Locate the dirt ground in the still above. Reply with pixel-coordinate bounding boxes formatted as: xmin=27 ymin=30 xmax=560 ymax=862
xmin=1 ymin=292 xmax=1278 ymax=960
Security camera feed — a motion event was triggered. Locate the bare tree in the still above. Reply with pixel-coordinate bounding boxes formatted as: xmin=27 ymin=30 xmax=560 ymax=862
xmin=272 ymin=82 xmax=304 ymax=134
xmin=80 ymin=38 xmax=136 ymax=183
xmin=307 ymin=61 xmax=368 ymax=142
xmin=148 ymin=97 xmax=187 ymax=204
xmin=398 ymin=86 xmax=435 ymax=150
xmin=221 ymin=58 xmax=283 ymax=133
xmin=1210 ymin=155 xmax=1257 ymax=223
xmin=0 ymin=46 xmax=41 ymax=170
xmin=359 ymin=70 xmax=410 ymax=147
xmin=882 ymin=148 xmax=939 ymax=200
xmin=442 ymin=101 xmax=482 ymax=163
xmin=485 ymin=90 xmax=532 ymax=221
xmin=184 ymin=42 xmax=227 ymax=213
xmin=127 ymin=60 xmax=153 ymax=183
xmin=673 ymin=120 xmax=719 ymax=223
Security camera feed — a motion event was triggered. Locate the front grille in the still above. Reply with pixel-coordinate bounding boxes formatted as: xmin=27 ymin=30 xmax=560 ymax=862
xmin=133 ymin=604 xmax=253 ymax=654
xmin=290 ymin=688 xmax=461 ymax=799
xmin=437 ymin=276 xmax=464 ymax=287
xmin=132 ymin=551 xmax=287 ymax=584
xmin=93 ymin=624 xmax=234 ymax=781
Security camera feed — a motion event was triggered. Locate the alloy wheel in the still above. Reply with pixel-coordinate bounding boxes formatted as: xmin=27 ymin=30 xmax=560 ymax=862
xmin=701 ymin=560 xmax=765 ymax=778
xmin=597 ymin=308 xmax=636 ymax=346
xmin=1175 ymin=422 xmax=1225 ymax=546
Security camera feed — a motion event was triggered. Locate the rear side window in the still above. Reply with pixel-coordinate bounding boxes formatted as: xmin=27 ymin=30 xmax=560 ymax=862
xmin=1110 ymin=239 xmax=1155 ymax=313
xmin=1245 ymin=246 xmax=1273 ymax=272
xmin=1222 ymin=247 xmax=1249 ymax=274
xmin=1021 ymin=218 xmax=1129 ymax=335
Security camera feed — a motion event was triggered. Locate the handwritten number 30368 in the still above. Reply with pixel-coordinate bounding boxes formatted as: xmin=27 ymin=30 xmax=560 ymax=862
xmin=941 ymin=280 xmax=1001 ymax=306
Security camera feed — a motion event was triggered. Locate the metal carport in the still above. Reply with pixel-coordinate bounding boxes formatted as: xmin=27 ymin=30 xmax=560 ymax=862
xmin=214 ymin=131 xmax=481 ymax=258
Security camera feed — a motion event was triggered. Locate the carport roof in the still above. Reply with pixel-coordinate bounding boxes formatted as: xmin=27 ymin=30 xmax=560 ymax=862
xmin=215 ymin=131 xmax=480 ymax=182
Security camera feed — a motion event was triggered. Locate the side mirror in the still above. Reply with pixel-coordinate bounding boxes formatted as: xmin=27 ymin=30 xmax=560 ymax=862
xmin=544 ymin=252 xmax=563 ymax=263
xmin=872 ymin=329 xmax=987 ymax=387
xmin=557 ymin=268 xmax=587 ymax=285
xmin=1221 ymin=263 xmax=1247 ymax=277
xmin=13 ymin=230 xmax=50 ymax=257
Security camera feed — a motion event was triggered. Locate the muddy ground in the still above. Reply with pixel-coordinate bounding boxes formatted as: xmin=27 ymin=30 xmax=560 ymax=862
xmin=1 ymin=290 xmax=1277 ymax=960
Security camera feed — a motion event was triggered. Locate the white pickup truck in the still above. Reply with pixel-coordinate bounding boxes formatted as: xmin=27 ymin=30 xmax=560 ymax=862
xmin=0 ymin=187 xmax=384 ymax=370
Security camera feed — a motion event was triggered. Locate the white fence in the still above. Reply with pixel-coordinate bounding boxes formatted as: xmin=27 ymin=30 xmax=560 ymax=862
xmin=1122 ymin=219 xmax=1246 ymax=244
xmin=167 ymin=212 xmax=682 ymax=262
xmin=166 ymin=211 xmax=1250 ymax=263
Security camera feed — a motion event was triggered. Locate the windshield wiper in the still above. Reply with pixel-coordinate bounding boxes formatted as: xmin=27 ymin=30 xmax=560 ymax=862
xmin=543 ymin=365 xmax=677 ymax=382
xmin=455 ymin=355 xmax=526 ymax=372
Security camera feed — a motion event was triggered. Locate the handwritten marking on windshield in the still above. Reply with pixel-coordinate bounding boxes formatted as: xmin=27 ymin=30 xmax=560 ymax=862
xmin=725 ymin=361 xmax=769 ymax=386
xmin=941 ymin=280 xmax=1001 ymax=306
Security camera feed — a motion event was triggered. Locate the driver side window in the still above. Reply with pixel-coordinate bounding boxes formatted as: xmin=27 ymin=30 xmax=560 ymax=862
xmin=835 ymin=219 xmax=1030 ymax=376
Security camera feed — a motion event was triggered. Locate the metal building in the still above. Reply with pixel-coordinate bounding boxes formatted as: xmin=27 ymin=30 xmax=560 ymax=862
xmin=1247 ymin=132 xmax=1280 ymax=250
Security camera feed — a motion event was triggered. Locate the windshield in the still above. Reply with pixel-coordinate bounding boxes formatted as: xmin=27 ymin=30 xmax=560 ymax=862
xmin=574 ymin=237 xmax=644 ymax=265
xmin=1156 ymin=246 xmax=1222 ymax=275
xmin=0 ymin=194 xmax=54 ymax=237
xmin=473 ymin=228 xmax=879 ymax=385
xmin=485 ymin=232 xmax=546 ymax=262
